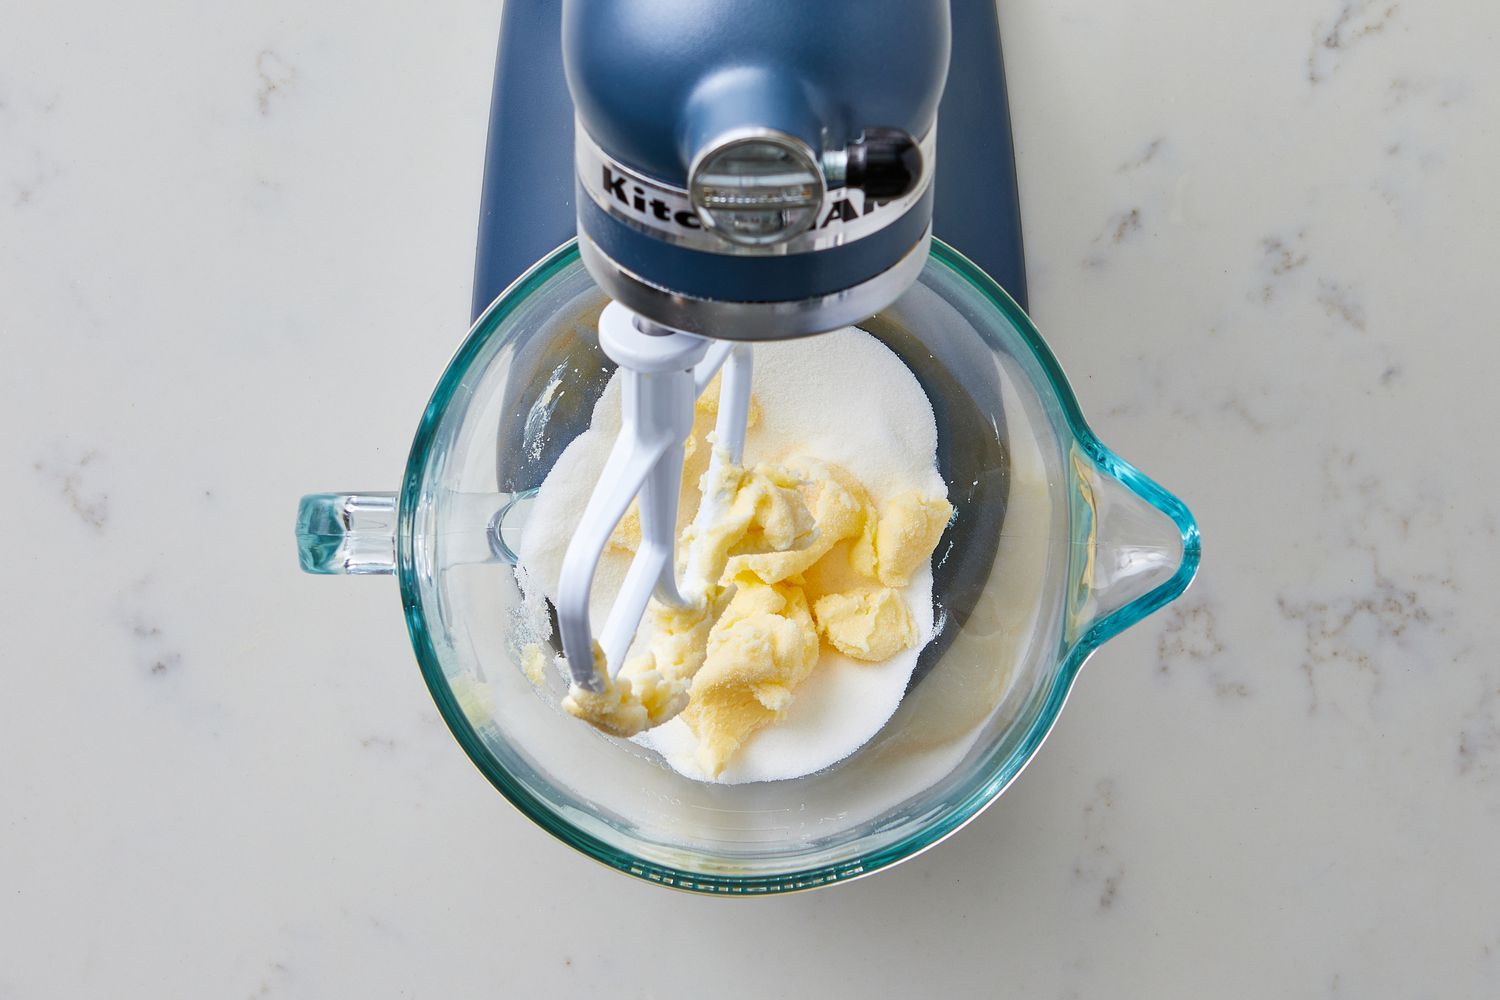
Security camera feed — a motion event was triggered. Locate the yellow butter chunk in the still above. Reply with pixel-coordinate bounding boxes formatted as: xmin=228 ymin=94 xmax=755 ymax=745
xmin=448 ymin=672 xmax=496 ymax=726
xmin=682 ymin=578 xmax=820 ymax=777
xmin=872 ymin=492 xmax=953 ymax=586
xmin=728 ymin=461 xmax=872 ymax=586
xmin=684 ymin=460 xmax=816 ymax=570
xmin=812 ymin=588 xmax=918 ymax=662
xmin=627 ymin=601 xmax=714 ymax=685
xmin=607 ymin=505 xmax=642 ymax=553
xmin=521 ymin=643 xmax=552 ymax=687
xmin=563 ymin=641 xmax=690 ymax=738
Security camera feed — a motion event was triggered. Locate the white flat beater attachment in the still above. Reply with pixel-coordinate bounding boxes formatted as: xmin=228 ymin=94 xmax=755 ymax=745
xmin=556 ymin=301 xmax=752 ymax=690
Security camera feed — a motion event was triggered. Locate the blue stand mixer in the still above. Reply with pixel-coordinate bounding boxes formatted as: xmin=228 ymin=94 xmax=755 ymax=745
xmin=295 ymin=0 xmax=1199 ymax=891
xmin=473 ymin=0 xmax=1027 ymax=699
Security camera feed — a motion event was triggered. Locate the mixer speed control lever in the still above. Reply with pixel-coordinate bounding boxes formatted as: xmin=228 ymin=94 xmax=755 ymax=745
xmin=831 ymin=128 xmax=923 ymax=201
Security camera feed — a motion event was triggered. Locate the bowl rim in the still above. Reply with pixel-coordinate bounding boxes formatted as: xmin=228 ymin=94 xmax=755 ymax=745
xmin=397 ymin=237 xmax=1201 ymax=895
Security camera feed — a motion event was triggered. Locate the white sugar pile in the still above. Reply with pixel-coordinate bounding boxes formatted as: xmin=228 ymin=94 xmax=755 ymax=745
xmin=516 ymin=326 xmax=947 ymax=783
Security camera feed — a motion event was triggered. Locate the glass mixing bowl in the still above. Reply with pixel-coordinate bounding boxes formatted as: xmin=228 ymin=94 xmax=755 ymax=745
xmin=296 ymin=238 xmax=1199 ymax=893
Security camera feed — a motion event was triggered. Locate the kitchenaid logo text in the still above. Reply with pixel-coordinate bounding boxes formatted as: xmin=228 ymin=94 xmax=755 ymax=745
xmin=602 ymin=166 xmax=702 ymax=230
xmin=576 ymin=123 xmax=932 ymax=252
xmin=601 ymin=165 xmax=891 ymax=234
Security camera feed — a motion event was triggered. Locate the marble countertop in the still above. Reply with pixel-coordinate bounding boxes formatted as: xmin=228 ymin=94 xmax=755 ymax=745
xmin=3 ymin=0 xmax=1497 ymax=996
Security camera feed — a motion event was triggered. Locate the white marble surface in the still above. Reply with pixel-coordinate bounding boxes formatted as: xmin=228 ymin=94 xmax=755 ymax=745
xmin=3 ymin=0 xmax=1497 ymax=995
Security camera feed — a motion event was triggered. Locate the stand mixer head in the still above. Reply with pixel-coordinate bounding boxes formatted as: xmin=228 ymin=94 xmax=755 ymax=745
xmin=555 ymin=0 xmax=951 ymax=697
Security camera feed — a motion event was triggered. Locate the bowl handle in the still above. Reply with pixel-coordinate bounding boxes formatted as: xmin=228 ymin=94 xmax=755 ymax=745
xmin=295 ymin=493 xmax=397 ymax=575
xmin=1066 ymin=446 xmax=1200 ymax=649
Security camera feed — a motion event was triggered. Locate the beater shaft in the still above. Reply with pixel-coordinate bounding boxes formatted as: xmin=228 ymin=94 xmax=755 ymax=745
xmin=556 ymin=303 xmax=753 ymax=691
